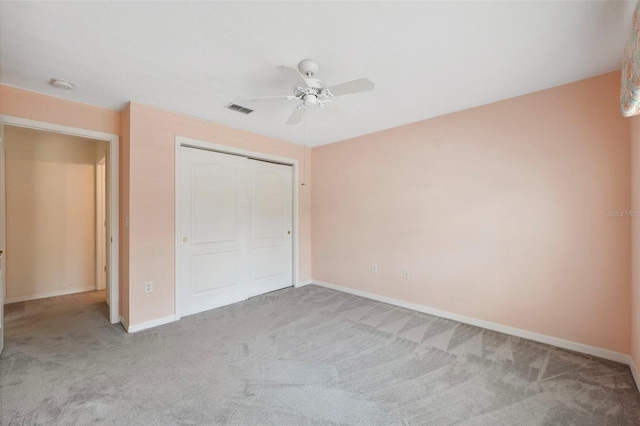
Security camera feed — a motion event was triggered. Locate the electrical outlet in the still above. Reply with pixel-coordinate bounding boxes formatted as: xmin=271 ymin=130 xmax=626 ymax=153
xmin=403 ymin=269 xmax=410 ymax=280
xmin=144 ymin=281 xmax=153 ymax=293
xmin=371 ymin=264 xmax=378 ymax=274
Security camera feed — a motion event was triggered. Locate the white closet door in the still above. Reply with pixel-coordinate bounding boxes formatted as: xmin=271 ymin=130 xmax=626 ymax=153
xmin=247 ymin=159 xmax=293 ymax=297
xmin=179 ymin=147 xmax=293 ymax=318
xmin=179 ymin=147 xmax=250 ymax=317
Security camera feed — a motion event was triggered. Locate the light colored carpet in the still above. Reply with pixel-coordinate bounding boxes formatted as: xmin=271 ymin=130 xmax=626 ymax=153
xmin=1 ymin=285 xmax=639 ymax=425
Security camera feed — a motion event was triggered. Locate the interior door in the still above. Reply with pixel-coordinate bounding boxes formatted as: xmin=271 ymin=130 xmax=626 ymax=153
xmin=247 ymin=159 xmax=293 ymax=297
xmin=179 ymin=147 xmax=250 ymax=317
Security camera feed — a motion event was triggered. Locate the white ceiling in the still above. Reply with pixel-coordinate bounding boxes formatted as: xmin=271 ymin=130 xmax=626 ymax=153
xmin=0 ymin=1 xmax=635 ymax=147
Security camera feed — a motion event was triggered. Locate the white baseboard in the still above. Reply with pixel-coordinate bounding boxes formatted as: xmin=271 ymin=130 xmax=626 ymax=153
xmin=311 ymin=279 xmax=630 ymax=365
xmin=630 ymin=358 xmax=640 ymax=391
xmin=295 ymin=279 xmax=312 ymax=288
xmin=126 ymin=315 xmax=176 ymax=333
xmin=5 ymin=286 xmax=97 ymax=304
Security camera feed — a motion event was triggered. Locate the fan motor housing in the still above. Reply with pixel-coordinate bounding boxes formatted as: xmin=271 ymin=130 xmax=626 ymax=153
xmin=294 ymin=78 xmax=325 ymax=99
xmin=303 ymin=78 xmax=325 ymax=91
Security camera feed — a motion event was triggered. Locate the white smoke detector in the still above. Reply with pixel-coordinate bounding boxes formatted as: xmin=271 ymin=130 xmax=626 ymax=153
xmin=50 ymin=78 xmax=74 ymax=90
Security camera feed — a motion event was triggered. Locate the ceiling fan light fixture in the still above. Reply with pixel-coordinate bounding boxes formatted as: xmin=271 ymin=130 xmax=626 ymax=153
xmin=302 ymin=94 xmax=318 ymax=105
xmin=50 ymin=78 xmax=74 ymax=90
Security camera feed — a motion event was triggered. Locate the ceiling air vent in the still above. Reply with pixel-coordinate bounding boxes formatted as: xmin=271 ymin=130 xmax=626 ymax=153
xmin=225 ymin=103 xmax=254 ymax=115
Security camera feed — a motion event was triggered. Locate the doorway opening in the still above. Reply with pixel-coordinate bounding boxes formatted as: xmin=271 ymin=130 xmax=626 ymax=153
xmin=3 ymin=125 xmax=109 ymax=319
xmin=0 ymin=117 xmax=119 ymax=330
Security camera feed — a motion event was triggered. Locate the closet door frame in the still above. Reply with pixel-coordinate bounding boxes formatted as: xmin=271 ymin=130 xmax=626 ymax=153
xmin=174 ymin=136 xmax=301 ymax=320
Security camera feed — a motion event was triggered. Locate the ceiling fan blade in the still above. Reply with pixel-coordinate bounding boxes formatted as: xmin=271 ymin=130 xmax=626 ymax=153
xmin=276 ymin=65 xmax=308 ymax=88
xmin=326 ymin=78 xmax=375 ymax=97
xmin=243 ymin=95 xmax=297 ymax=102
xmin=286 ymin=105 xmax=306 ymax=125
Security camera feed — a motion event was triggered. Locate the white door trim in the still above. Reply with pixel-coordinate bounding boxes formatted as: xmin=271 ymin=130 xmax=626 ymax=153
xmin=95 ymin=154 xmax=107 ymax=292
xmin=1 ymin=115 xmax=120 ymax=325
xmin=174 ymin=136 xmax=300 ymax=320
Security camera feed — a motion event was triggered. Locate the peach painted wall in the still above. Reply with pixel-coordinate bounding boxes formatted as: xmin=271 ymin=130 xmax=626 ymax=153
xmin=631 ymin=115 xmax=640 ymax=369
xmin=120 ymin=104 xmax=131 ymax=324
xmin=4 ymin=126 xmax=100 ymax=301
xmin=126 ymin=103 xmax=311 ymax=326
xmin=312 ymin=71 xmax=631 ymax=354
xmin=0 ymin=85 xmax=120 ymax=135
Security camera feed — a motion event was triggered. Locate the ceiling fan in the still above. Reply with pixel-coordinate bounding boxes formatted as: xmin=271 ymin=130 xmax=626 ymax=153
xmin=243 ymin=59 xmax=375 ymax=125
